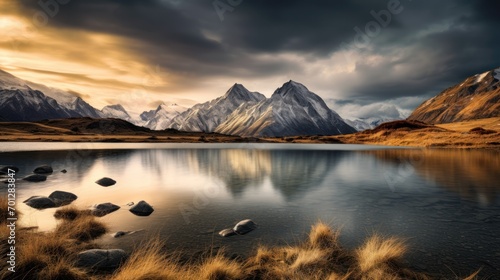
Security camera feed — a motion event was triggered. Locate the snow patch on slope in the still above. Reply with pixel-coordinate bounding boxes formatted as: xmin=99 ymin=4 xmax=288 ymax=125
xmin=476 ymin=71 xmax=489 ymax=83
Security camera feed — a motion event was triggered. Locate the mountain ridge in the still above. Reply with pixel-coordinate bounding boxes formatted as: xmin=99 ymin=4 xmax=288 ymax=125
xmin=408 ymin=68 xmax=500 ymax=124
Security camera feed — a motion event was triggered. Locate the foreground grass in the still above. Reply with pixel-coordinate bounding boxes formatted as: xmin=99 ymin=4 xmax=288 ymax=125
xmin=1 ymin=202 xmax=481 ymax=280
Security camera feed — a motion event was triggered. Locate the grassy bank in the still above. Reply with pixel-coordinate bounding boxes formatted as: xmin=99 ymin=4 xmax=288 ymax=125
xmin=1 ymin=200 xmax=480 ymax=280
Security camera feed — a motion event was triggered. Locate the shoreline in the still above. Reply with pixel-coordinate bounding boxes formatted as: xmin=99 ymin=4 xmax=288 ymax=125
xmin=0 ymin=201 xmax=481 ymax=280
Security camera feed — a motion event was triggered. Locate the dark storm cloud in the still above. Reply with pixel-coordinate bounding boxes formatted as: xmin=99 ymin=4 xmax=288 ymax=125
xmin=15 ymin=0 xmax=500 ymax=103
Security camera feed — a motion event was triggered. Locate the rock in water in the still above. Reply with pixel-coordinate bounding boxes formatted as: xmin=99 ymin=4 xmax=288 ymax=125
xmin=23 ymin=196 xmax=56 ymax=209
xmin=129 ymin=200 xmax=154 ymax=216
xmin=48 ymin=190 xmax=78 ymax=206
xmin=233 ymin=219 xmax=257 ymax=235
xmin=95 ymin=177 xmax=116 ymax=187
xmin=218 ymin=228 xmax=237 ymax=237
xmin=91 ymin=202 xmax=120 ymax=217
xmin=219 ymin=219 xmax=257 ymax=237
xmin=33 ymin=165 xmax=53 ymax=174
xmin=76 ymin=249 xmax=127 ymax=269
xmin=22 ymin=174 xmax=47 ymax=182
xmin=61 ymin=169 xmax=67 ymax=173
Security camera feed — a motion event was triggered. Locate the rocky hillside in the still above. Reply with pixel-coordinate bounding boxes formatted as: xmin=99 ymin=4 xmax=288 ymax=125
xmin=408 ymin=68 xmax=500 ymax=124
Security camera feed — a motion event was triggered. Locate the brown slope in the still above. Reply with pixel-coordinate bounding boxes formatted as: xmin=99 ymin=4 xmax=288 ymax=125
xmin=408 ymin=68 xmax=500 ymax=124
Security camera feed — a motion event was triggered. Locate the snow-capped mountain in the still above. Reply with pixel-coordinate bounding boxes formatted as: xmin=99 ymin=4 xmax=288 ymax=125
xmin=101 ymin=104 xmax=132 ymax=121
xmin=167 ymin=83 xmax=266 ymax=132
xmin=0 ymin=88 xmax=76 ymax=121
xmin=141 ymin=103 xmax=188 ymax=130
xmin=64 ymin=97 xmax=102 ymax=118
xmin=344 ymin=117 xmax=404 ymax=131
xmin=0 ymin=69 xmax=104 ymax=121
xmin=215 ymin=81 xmax=356 ymax=137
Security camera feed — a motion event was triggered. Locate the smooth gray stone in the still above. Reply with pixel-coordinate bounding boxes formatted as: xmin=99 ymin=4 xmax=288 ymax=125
xmin=23 ymin=196 xmax=56 ymax=209
xmin=33 ymin=165 xmax=53 ymax=174
xmin=95 ymin=177 xmax=116 ymax=187
xmin=219 ymin=219 xmax=257 ymax=237
xmin=22 ymin=174 xmax=47 ymax=182
xmin=233 ymin=219 xmax=257 ymax=235
xmin=129 ymin=200 xmax=154 ymax=216
xmin=91 ymin=202 xmax=120 ymax=217
xmin=48 ymin=190 xmax=78 ymax=206
xmin=76 ymin=249 xmax=127 ymax=269
xmin=219 ymin=228 xmax=237 ymax=237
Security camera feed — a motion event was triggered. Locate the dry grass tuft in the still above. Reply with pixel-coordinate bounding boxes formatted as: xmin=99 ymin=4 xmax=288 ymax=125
xmin=199 ymin=254 xmax=245 ymax=280
xmin=111 ymin=238 xmax=181 ymax=280
xmin=55 ymin=215 xmax=107 ymax=242
xmin=308 ymin=221 xmax=341 ymax=250
xmin=356 ymin=235 xmax=407 ymax=273
xmin=54 ymin=205 xmax=92 ymax=220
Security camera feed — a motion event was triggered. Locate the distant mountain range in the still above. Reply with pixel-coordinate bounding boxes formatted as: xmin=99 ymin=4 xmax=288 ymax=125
xmin=0 ymin=69 xmax=131 ymax=122
xmin=3 ymin=66 xmax=498 ymax=137
xmin=408 ymin=68 xmax=500 ymax=124
xmin=0 ymin=69 xmax=356 ymax=137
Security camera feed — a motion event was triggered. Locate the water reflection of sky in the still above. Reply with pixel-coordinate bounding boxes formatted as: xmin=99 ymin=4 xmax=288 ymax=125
xmin=1 ymin=144 xmax=499 ymax=277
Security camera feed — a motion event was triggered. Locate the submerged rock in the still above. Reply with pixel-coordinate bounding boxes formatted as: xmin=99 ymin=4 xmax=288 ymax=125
xmin=22 ymin=174 xmax=47 ymax=182
xmin=23 ymin=196 xmax=56 ymax=209
xmin=48 ymin=190 xmax=78 ymax=206
xmin=233 ymin=219 xmax=257 ymax=235
xmin=129 ymin=200 xmax=154 ymax=216
xmin=76 ymin=249 xmax=127 ymax=269
xmin=219 ymin=219 xmax=257 ymax=237
xmin=33 ymin=165 xmax=53 ymax=174
xmin=95 ymin=177 xmax=116 ymax=187
xmin=219 ymin=228 xmax=237 ymax=237
xmin=91 ymin=202 xmax=120 ymax=217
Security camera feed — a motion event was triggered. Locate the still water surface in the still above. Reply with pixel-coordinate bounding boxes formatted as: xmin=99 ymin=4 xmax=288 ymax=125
xmin=1 ymin=143 xmax=499 ymax=277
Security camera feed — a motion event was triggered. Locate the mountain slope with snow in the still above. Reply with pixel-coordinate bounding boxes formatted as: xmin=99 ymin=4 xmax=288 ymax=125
xmin=167 ymin=83 xmax=266 ymax=132
xmin=408 ymin=67 xmax=500 ymax=124
xmin=215 ymin=81 xmax=356 ymax=137
xmin=142 ymin=103 xmax=188 ymax=130
xmin=0 ymin=69 xmax=104 ymax=121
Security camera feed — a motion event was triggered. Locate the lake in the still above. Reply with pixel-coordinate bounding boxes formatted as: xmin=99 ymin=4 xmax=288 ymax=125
xmin=1 ymin=143 xmax=499 ymax=277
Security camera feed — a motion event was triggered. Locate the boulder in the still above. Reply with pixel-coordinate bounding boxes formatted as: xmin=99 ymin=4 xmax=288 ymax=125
xmin=218 ymin=228 xmax=237 ymax=237
xmin=23 ymin=196 xmax=56 ymax=209
xmin=95 ymin=177 xmax=116 ymax=187
xmin=129 ymin=200 xmax=154 ymax=216
xmin=76 ymin=249 xmax=127 ymax=269
xmin=22 ymin=174 xmax=47 ymax=182
xmin=33 ymin=165 xmax=53 ymax=174
xmin=233 ymin=219 xmax=257 ymax=235
xmin=91 ymin=203 xmax=120 ymax=217
xmin=219 ymin=219 xmax=257 ymax=237
xmin=48 ymin=191 xmax=78 ymax=206
xmin=61 ymin=169 xmax=67 ymax=173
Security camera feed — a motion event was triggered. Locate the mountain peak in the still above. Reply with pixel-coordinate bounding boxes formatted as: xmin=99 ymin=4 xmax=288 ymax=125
xmin=223 ymin=83 xmax=249 ymax=98
xmin=273 ymin=80 xmax=311 ymax=99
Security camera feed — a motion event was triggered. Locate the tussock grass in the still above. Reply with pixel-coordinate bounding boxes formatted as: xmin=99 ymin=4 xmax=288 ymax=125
xmin=111 ymin=238 xmax=182 ymax=280
xmin=198 ymin=254 xmax=245 ymax=280
xmin=356 ymin=235 xmax=407 ymax=273
xmin=0 ymin=196 xmax=105 ymax=280
xmin=54 ymin=205 xmax=92 ymax=220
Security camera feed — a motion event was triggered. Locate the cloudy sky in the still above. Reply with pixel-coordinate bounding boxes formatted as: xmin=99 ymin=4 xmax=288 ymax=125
xmin=1 ymin=0 xmax=500 ymax=118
